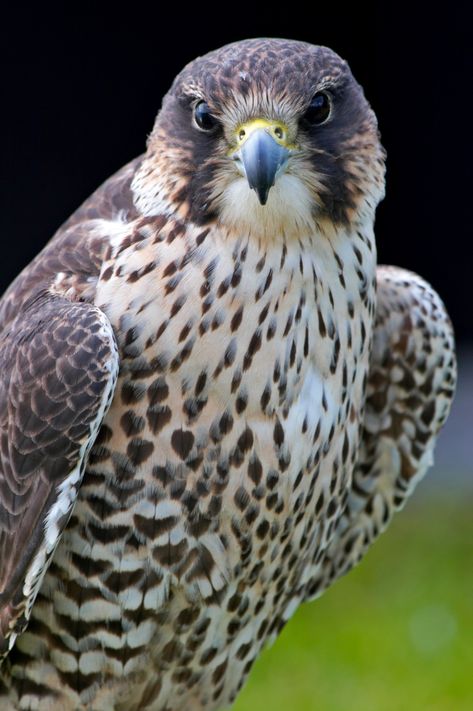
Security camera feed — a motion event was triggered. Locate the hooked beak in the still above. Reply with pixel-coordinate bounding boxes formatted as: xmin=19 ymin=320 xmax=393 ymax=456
xmin=232 ymin=119 xmax=291 ymax=205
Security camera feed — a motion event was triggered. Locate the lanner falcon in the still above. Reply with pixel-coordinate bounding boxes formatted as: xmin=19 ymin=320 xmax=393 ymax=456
xmin=0 ymin=39 xmax=456 ymax=710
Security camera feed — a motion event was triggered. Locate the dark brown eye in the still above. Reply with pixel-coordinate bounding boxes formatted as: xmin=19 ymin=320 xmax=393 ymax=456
xmin=193 ymin=101 xmax=218 ymax=132
xmin=304 ymin=92 xmax=331 ymax=125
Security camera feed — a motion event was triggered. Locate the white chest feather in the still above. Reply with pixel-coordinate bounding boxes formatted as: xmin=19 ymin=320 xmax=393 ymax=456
xmin=95 ymin=218 xmax=376 ymax=504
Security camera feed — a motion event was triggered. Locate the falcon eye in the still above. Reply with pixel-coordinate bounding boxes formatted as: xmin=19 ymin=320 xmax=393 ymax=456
xmin=303 ymin=92 xmax=331 ymax=126
xmin=193 ymin=101 xmax=218 ymax=132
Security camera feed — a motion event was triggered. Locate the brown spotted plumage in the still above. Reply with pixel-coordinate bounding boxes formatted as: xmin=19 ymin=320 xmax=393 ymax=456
xmin=0 ymin=39 xmax=456 ymax=710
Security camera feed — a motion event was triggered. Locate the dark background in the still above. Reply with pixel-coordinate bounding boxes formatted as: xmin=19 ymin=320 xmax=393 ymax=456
xmin=0 ymin=5 xmax=470 ymax=342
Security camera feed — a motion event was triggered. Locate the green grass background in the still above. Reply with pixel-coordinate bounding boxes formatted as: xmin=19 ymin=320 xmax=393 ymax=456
xmin=234 ymin=492 xmax=472 ymax=711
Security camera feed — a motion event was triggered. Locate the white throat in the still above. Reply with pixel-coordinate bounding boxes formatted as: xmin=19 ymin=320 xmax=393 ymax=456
xmin=215 ymin=172 xmax=320 ymax=240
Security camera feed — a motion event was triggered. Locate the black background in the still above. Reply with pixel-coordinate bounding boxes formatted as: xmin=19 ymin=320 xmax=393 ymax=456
xmin=0 ymin=5 xmax=470 ymax=342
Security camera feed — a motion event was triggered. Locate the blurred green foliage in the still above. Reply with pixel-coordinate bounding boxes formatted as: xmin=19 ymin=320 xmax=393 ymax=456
xmin=234 ymin=493 xmax=473 ymax=711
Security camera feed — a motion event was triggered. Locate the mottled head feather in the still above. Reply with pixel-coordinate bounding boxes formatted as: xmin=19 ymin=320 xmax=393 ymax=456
xmin=135 ymin=38 xmax=385 ymax=236
xmin=170 ymin=38 xmax=349 ymax=112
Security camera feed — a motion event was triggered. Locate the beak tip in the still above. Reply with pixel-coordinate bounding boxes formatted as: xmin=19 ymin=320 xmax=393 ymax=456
xmin=255 ymin=189 xmax=268 ymax=205
xmin=254 ymin=187 xmax=269 ymax=206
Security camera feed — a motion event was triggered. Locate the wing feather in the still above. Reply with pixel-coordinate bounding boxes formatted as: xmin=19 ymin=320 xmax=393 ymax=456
xmin=303 ymin=266 xmax=457 ymax=600
xmin=0 ymin=156 xmax=144 ymax=658
xmin=0 ymin=292 xmax=118 ymax=656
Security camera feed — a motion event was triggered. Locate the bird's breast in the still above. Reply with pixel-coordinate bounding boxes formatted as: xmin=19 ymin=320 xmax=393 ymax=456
xmin=90 ymin=218 xmax=376 ymax=596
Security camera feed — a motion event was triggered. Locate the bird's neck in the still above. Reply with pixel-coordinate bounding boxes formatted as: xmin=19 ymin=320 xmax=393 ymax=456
xmin=130 ymin=153 xmax=380 ymax=246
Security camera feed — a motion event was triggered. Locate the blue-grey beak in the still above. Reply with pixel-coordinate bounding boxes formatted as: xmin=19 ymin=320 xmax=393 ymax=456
xmin=234 ymin=123 xmax=290 ymax=205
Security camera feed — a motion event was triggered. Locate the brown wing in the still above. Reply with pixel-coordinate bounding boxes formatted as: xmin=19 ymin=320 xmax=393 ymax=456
xmin=0 ymin=153 xmax=146 ymax=656
xmin=303 ymin=266 xmax=457 ymax=601
xmin=0 ymin=292 xmax=118 ymax=656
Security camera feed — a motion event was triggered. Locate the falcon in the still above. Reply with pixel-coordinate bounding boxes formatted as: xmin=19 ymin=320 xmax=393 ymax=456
xmin=0 ymin=38 xmax=456 ymax=710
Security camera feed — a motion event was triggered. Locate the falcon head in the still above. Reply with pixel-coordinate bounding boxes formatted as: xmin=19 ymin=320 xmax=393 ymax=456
xmin=139 ymin=38 xmax=385 ymax=237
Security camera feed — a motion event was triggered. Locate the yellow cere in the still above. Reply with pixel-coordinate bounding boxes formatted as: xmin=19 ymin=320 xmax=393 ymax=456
xmin=230 ymin=118 xmax=298 ymax=153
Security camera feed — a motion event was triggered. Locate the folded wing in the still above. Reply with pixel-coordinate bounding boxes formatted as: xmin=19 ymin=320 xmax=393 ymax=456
xmin=0 ymin=292 xmax=118 ymax=656
xmin=304 ymin=266 xmax=457 ymax=600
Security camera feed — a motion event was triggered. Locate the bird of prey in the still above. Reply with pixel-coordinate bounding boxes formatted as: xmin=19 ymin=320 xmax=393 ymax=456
xmin=0 ymin=38 xmax=456 ymax=711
